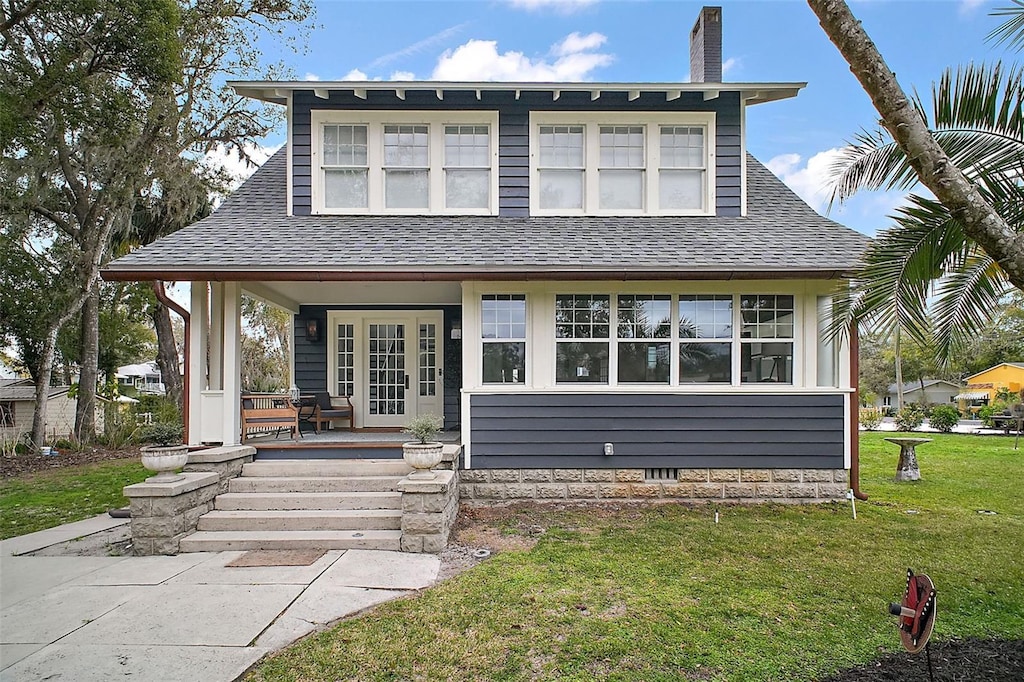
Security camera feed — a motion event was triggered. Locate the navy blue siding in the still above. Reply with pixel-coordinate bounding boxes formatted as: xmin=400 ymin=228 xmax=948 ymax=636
xmin=469 ymin=393 xmax=845 ymax=469
xmin=293 ymin=305 xmax=461 ymax=430
xmin=290 ymin=90 xmax=742 ymax=217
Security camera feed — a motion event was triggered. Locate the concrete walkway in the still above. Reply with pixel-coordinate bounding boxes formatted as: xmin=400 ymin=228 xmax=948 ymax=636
xmin=1 ymin=515 xmax=440 ymax=681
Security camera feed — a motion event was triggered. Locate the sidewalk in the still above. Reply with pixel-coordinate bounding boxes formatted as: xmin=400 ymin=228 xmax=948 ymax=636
xmin=1 ymin=515 xmax=439 ymax=681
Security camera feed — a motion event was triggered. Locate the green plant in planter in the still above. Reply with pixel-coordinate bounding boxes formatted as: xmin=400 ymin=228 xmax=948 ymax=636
xmin=403 ymin=414 xmax=443 ymax=444
xmin=139 ymin=423 xmax=184 ymax=447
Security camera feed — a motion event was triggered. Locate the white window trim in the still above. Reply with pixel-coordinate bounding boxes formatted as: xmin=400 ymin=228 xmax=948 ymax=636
xmin=310 ymin=110 xmax=500 ymax=216
xmin=529 ymin=111 xmax=716 ymax=217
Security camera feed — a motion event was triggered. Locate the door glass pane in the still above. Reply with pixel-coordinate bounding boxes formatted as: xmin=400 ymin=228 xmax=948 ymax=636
xmin=419 ymin=323 xmax=436 ymax=397
xmin=539 ymin=170 xmax=583 ymax=209
xmin=368 ymin=323 xmax=406 ymax=415
xmin=325 ymin=170 xmax=368 ymax=208
xmin=335 ymin=324 xmax=355 ymax=397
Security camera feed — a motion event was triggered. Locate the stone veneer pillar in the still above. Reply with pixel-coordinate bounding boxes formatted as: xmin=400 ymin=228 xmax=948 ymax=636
xmin=123 ymin=445 xmax=255 ymax=555
xmin=397 ymin=469 xmax=460 ymax=553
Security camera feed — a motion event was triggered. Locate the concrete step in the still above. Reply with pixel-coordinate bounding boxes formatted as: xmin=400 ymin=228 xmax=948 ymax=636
xmin=178 ymin=530 xmax=402 ymax=553
xmin=197 ymin=509 xmax=402 ymax=532
xmin=215 ymin=491 xmax=402 ymax=511
xmin=227 ymin=476 xmax=403 ymax=494
xmin=242 ymin=459 xmax=412 ymax=478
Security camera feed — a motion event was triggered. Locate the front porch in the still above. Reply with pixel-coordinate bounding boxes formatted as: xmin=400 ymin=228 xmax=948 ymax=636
xmin=246 ymin=427 xmax=462 ymax=459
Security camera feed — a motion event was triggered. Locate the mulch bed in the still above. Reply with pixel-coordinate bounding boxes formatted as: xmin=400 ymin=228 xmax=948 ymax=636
xmin=0 ymin=446 xmax=138 ymax=479
xmin=820 ymin=637 xmax=1024 ymax=681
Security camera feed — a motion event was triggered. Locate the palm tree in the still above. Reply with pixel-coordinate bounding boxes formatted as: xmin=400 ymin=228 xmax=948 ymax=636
xmin=828 ymin=58 xmax=1023 ymax=361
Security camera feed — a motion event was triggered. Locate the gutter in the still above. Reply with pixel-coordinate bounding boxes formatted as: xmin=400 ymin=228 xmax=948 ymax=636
xmin=849 ymin=321 xmax=868 ymax=500
xmin=152 ymin=281 xmax=190 ymax=438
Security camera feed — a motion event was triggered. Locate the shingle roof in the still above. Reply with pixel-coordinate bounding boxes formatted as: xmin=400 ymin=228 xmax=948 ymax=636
xmin=0 ymin=383 xmax=70 ymax=401
xmin=885 ymin=379 xmax=961 ymax=394
xmin=104 ymin=149 xmax=870 ymax=280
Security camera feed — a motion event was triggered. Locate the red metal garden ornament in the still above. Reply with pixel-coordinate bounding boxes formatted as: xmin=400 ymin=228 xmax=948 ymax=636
xmin=888 ymin=568 xmax=938 ymax=680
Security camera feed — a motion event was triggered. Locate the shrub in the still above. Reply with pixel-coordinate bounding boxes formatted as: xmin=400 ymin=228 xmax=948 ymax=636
xmin=928 ymin=404 xmax=960 ymax=433
xmin=139 ymin=422 xmax=184 ymax=447
xmin=403 ymin=414 xmax=443 ymax=444
xmin=894 ymin=406 xmax=925 ymax=432
xmin=859 ymin=409 xmax=883 ymax=431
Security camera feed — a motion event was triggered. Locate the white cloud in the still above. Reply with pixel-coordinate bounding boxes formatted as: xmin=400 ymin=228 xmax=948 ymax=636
xmin=203 ymin=142 xmax=282 ymax=194
xmin=390 ymin=70 xmax=416 ymax=81
xmin=432 ymin=33 xmax=613 ymax=81
xmin=341 ymin=68 xmax=369 ymax=81
xmin=303 ymin=72 xmax=320 ymax=81
xmin=368 ymin=23 xmax=470 ymax=69
xmin=959 ymin=0 xmax=986 ymax=15
xmin=508 ymin=0 xmax=598 ymax=14
xmin=722 ymin=57 xmax=740 ymax=78
xmin=552 ymin=31 xmax=606 ymax=57
xmin=767 ymin=149 xmax=846 ymax=212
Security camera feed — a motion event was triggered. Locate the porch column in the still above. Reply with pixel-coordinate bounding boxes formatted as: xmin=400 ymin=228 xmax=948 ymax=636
xmin=209 ymin=282 xmax=225 ymax=390
xmin=187 ymin=282 xmax=209 ymax=445
xmin=221 ymin=282 xmax=243 ymax=446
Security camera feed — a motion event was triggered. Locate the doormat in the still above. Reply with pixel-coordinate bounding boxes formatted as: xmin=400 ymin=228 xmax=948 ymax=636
xmin=226 ymin=549 xmax=326 ymax=567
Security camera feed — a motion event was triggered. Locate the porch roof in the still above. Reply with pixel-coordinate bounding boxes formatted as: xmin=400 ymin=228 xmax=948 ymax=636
xmin=103 ymin=150 xmax=870 ymax=282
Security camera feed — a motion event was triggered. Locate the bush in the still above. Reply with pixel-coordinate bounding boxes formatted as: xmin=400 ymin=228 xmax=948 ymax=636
xmin=139 ymin=422 xmax=184 ymax=446
xmin=979 ymin=401 xmax=1011 ymax=427
xmin=928 ymin=404 xmax=960 ymax=433
xmin=403 ymin=413 xmax=443 ymax=444
xmin=894 ymin=406 xmax=925 ymax=432
xmin=859 ymin=409 xmax=883 ymax=431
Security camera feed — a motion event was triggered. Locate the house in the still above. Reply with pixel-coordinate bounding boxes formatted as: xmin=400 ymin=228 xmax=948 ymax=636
xmin=115 ymin=361 xmax=165 ymax=396
xmin=956 ymin=362 xmax=1024 ymax=406
xmin=873 ymin=379 xmax=960 ymax=411
xmin=103 ymin=7 xmax=869 ymax=512
xmin=0 ymin=379 xmax=79 ymax=443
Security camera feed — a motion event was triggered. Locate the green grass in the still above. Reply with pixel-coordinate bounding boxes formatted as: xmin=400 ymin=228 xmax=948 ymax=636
xmin=0 ymin=458 xmax=148 ymax=539
xmin=249 ymin=432 xmax=1024 ymax=682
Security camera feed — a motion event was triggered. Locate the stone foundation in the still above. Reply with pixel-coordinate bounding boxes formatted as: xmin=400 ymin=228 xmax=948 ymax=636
xmin=397 ymin=469 xmax=460 ymax=553
xmin=459 ymin=467 xmax=849 ymax=503
xmin=124 ymin=472 xmax=220 ymax=555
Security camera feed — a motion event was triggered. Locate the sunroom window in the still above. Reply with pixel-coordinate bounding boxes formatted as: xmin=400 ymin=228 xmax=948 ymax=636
xmin=555 ymin=294 xmax=610 ymax=383
xmin=617 ymin=294 xmax=671 ymax=383
xmin=739 ymin=295 xmax=795 ymax=384
xmin=482 ymin=294 xmax=526 ymax=384
xmin=678 ymin=295 xmax=732 ymax=383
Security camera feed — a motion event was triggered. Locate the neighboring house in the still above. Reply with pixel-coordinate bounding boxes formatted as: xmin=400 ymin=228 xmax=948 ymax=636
xmin=116 ymin=362 xmax=165 ymax=396
xmin=0 ymin=379 xmax=79 ymax=442
xmin=957 ymin=362 xmax=1024 ymax=406
xmin=103 ymin=7 xmax=869 ymax=503
xmin=873 ymin=379 xmax=961 ymax=410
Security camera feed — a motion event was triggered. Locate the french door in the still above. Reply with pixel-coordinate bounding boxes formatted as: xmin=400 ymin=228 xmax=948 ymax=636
xmin=327 ymin=311 xmax=443 ymax=428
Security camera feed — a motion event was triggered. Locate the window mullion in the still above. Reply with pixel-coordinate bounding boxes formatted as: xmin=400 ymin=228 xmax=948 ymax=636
xmin=732 ymin=294 xmax=741 ymax=387
xmin=670 ymin=294 xmax=679 ymax=386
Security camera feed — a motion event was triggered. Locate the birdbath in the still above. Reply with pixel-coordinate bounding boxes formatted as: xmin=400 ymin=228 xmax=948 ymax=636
xmin=884 ymin=437 xmax=932 ymax=482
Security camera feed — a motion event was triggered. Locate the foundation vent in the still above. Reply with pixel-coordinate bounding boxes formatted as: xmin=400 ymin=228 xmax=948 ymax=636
xmin=645 ymin=468 xmax=679 ymax=482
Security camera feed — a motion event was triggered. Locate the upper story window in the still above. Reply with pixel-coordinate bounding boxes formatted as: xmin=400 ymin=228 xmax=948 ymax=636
xmin=311 ymin=111 xmax=499 ymax=215
xmin=530 ymin=112 xmax=715 ymax=216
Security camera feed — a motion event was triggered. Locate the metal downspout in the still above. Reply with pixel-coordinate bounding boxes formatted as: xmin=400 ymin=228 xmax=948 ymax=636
xmin=850 ymin=321 xmax=868 ymax=500
xmin=152 ymin=281 xmax=190 ymax=437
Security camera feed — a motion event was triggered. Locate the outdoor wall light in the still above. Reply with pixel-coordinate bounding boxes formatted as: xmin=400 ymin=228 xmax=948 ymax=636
xmin=450 ymin=320 xmax=462 ymax=340
xmin=305 ymin=318 xmax=321 ymax=342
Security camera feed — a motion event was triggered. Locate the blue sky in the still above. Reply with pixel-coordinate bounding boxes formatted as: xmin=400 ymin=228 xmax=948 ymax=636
xmin=231 ymin=0 xmax=1014 ymax=236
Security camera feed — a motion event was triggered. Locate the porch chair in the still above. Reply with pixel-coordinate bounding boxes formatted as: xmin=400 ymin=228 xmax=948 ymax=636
xmin=311 ymin=392 xmax=355 ymax=433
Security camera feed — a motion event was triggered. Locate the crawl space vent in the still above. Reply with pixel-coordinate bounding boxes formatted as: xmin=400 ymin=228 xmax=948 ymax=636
xmin=645 ymin=468 xmax=679 ymax=482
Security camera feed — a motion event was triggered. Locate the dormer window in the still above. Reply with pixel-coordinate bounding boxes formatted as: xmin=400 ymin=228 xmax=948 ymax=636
xmin=311 ymin=111 xmax=499 ymax=215
xmin=530 ymin=112 xmax=715 ymax=216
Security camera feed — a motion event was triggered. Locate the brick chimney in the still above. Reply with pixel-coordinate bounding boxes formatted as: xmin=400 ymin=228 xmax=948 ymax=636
xmin=690 ymin=6 xmax=722 ymax=83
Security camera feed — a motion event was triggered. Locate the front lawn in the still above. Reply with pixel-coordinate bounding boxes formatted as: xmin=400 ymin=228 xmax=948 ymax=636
xmin=249 ymin=432 xmax=1024 ymax=681
xmin=0 ymin=457 xmax=148 ymax=539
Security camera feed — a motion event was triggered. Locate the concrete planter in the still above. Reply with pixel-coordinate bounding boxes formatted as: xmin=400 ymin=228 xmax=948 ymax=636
xmin=141 ymin=444 xmax=189 ymax=483
xmin=403 ymin=442 xmax=443 ymax=479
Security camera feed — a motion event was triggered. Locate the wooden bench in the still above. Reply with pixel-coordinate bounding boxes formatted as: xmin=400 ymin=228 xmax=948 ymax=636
xmin=308 ymin=393 xmax=355 ymax=433
xmin=241 ymin=393 xmax=300 ymax=443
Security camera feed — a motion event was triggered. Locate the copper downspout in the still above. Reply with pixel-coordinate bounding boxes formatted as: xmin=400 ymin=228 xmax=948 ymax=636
xmin=152 ymin=280 xmax=190 ymax=437
xmin=849 ymin=321 xmax=868 ymax=500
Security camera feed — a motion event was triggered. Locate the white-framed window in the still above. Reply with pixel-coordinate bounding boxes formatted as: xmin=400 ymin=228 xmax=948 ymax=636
xmin=545 ymin=291 xmax=797 ymax=387
xmin=530 ymin=112 xmax=715 ymax=216
xmin=311 ymin=111 xmax=499 ymax=215
xmin=481 ymin=294 xmax=527 ymax=384
xmin=0 ymin=401 xmax=13 ymax=427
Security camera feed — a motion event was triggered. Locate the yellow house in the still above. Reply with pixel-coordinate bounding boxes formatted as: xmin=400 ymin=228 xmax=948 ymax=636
xmin=958 ymin=362 xmax=1024 ymax=404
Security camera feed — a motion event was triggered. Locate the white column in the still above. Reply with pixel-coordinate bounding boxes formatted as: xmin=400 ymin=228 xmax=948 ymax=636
xmin=221 ymin=282 xmax=243 ymax=446
xmin=187 ymin=282 xmax=209 ymax=445
xmin=209 ymin=282 xmax=225 ymax=390
xmin=288 ymin=314 xmax=296 ymax=388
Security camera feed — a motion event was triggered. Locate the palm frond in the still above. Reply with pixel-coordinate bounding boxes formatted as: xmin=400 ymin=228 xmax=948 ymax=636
xmin=931 ymin=251 xmax=1011 ymax=362
xmin=988 ymin=0 xmax=1024 ymax=52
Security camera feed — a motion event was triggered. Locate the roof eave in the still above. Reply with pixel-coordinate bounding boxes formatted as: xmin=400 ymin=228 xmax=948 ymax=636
xmin=229 ymin=80 xmax=806 ymax=107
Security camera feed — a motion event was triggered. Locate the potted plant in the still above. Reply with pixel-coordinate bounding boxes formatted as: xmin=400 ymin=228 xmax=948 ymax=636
xmin=402 ymin=413 xmax=444 ymax=479
xmin=139 ymin=423 xmax=188 ymax=483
